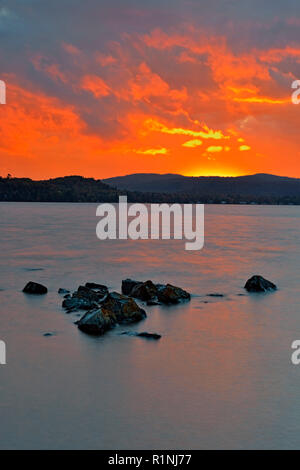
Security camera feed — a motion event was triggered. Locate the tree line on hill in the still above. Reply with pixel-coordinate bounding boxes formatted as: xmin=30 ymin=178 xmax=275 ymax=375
xmin=0 ymin=175 xmax=299 ymax=205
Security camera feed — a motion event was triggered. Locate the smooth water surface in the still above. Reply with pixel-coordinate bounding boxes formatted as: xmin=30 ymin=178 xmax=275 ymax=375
xmin=0 ymin=202 xmax=299 ymax=449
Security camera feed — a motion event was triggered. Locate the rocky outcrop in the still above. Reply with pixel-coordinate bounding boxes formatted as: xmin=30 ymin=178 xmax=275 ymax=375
xmin=76 ymin=292 xmax=146 ymax=335
xmin=122 ymin=278 xmax=190 ymax=305
xmin=244 ymin=275 xmax=277 ymax=293
xmin=62 ymin=283 xmax=108 ymax=312
xmin=23 ymin=281 xmax=48 ymax=295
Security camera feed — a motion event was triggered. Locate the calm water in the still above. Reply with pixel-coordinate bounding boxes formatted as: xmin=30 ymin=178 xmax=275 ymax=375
xmin=0 ymin=202 xmax=300 ymax=449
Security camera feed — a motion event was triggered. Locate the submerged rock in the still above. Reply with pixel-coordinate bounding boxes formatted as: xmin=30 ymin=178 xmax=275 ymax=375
xmin=23 ymin=281 xmax=48 ymax=295
xmin=244 ymin=275 xmax=277 ymax=293
xmin=122 ymin=278 xmax=190 ymax=305
xmin=121 ymin=331 xmax=161 ymax=340
xmin=207 ymin=293 xmax=225 ymax=298
xmin=58 ymin=288 xmax=70 ymax=294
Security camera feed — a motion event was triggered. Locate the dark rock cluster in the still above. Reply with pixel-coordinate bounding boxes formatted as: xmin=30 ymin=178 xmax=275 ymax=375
xmin=22 ymin=274 xmax=277 ymax=339
xmin=122 ymin=279 xmax=191 ymax=305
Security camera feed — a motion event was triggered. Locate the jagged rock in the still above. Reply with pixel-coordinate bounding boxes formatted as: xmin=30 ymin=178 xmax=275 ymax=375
xmin=75 ymin=291 xmax=146 ymax=335
xmin=62 ymin=295 xmax=98 ymax=312
xmin=121 ymin=279 xmax=140 ymax=295
xmin=85 ymin=283 xmax=108 ymax=294
xmin=121 ymin=331 xmax=161 ymax=340
xmin=146 ymin=299 xmax=161 ymax=306
xmin=130 ymin=280 xmax=158 ymax=301
xmin=102 ymin=292 xmax=146 ymax=323
xmin=58 ymin=288 xmax=70 ymax=294
xmin=62 ymin=283 xmax=108 ymax=312
xmin=244 ymin=275 xmax=277 ymax=293
xmin=76 ymin=308 xmax=116 ymax=335
xmin=122 ymin=279 xmax=190 ymax=305
xmin=156 ymin=283 xmax=190 ymax=304
xmin=23 ymin=281 xmax=48 ymax=295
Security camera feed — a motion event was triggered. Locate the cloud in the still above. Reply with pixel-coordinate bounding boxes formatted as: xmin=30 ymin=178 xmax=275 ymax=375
xmin=1 ymin=0 xmax=300 ymax=178
xmin=182 ymin=139 xmax=203 ymax=148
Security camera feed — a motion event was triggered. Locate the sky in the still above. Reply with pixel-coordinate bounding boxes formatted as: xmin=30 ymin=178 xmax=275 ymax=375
xmin=0 ymin=0 xmax=300 ymax=179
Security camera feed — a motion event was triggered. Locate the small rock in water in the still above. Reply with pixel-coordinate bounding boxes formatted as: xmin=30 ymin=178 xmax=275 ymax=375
xmin=121 ymin=331 xmax=161 ymax=340
xmin=146 ymin=299 xmax=161 ymax=306
xmin=43 ymin=332 xmax=55 ymax=337
xmin=58 ymin=288 xmax=70 ymax=294
xmin=207 ymin=293 xmax=225 ymax=297
xmin=244 ymin=275 xmax=277 ymax=293
xmin=23 ymin=281 xmax=48 ymax=295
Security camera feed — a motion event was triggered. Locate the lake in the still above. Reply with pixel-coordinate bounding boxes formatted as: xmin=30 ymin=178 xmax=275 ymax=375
xmin=0 ymin=202 xmax=299 ymax=449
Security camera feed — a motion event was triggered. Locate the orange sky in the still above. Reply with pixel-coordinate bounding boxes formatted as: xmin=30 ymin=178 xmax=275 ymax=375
xmin=1 ymin=2 xmax=300 ymax=179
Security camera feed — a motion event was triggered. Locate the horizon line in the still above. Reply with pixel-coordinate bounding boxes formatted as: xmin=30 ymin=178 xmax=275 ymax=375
xmin=1 ymin=171 xmax=298 ymax=181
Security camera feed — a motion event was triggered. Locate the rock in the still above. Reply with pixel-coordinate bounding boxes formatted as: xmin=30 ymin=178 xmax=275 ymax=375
xmin=23 ymin=281 xmax=48 ymax=295
xmin=244 ymin=275 xmax=277 ymax=293
xmin=122 ymin=278 xmax=190 ymax=305
xmin=76 ymin=291 xmax=146 ymax=336
xmin=102 ymin=292 xmax=147 ymax=324
xmin=58 ymin=288 xmax=70 ymax=294
xmin=137 ymin=332 xmax=161 ymax=340
xmin=62 ymin=283 xmax=109 ymax=312
xmin=62 ymin=295 xmax=98 ymax=312
xmin=207 ymin=293 xmax=225 ymax=297
xmin=156 ymin=283 xmax=190 ymax=304
xmin=130 ymin=280 xmax=157 ymax=301
xmin=121 ymin=279 xmax=140 ymax=295
xmin=121 ymin=331 xmax=161 ymax=340
xmin=76 ymin=308 xmax=116 ymax=335
xmin=146 ymin=299 xmax=161 ymax=306
xmin=43 ymin=332 xmax=55 ymax=337
xmin=85 ymin=282 xmax=108 ymax=293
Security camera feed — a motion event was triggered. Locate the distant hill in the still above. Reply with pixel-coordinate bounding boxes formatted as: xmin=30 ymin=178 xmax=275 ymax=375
xmin=0 ymin=174 xmax=300 ymax=204
xmin=104 ymin=173 xmax=300 ymax=198
xmin=0 ymin=176 xmax=121 ymax=202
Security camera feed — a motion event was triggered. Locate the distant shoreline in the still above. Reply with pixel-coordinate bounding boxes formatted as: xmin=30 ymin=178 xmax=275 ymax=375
xmin=1 ymin=174 xmax=300 ymax=205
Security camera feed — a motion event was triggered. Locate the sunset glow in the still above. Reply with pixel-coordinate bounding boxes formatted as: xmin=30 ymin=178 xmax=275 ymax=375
xmin=0 ymin=2 xmax=300 ymax=179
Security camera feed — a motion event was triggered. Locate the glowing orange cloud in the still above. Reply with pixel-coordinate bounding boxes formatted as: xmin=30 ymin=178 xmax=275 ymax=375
xmin=239 ymin=145 xmax=251 ymax=151
xmin=145 ymin=119 xmax=230 ymax=140
xmin=182 ymin=139 xmax=203 ymax=148
xmin=206 ymin=146 xmax=223 ymax=153
xmin=2 ymin=21 xmax=300 ymax=179
xmin=135 ymin=148 xmax=168 ymax=155
xmin=81 ymin=75 xmax=111 ymax=97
